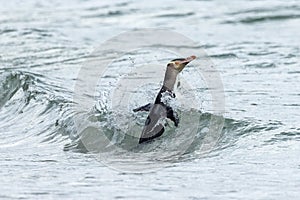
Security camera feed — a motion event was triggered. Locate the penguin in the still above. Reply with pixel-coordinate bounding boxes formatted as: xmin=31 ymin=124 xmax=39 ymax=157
xmin=133 ymin=55 xmax=196 ymax=143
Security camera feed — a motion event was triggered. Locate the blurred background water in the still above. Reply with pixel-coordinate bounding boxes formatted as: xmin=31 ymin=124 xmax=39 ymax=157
xmin=0 ymin=0 xmax=299 ymax=199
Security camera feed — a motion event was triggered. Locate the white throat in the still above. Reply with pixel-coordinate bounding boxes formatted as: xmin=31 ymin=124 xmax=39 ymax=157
xmin=163 ymin=67 xmax=179 ymax=91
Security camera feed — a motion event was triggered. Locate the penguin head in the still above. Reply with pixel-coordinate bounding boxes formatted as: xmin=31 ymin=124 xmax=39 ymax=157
xmin=167 ymin=55 xmax=196 ymax=72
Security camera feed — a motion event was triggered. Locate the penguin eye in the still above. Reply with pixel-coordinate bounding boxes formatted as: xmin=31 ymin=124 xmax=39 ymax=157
xmin=167 ymin=63 xmax=172 ymax=67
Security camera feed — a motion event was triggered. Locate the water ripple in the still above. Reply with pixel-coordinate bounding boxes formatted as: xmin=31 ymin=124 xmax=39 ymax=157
xmin=224 ymin=14 xmax=300 ymax=24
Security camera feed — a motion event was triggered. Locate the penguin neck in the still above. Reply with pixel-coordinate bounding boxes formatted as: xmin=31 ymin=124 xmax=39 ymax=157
xmin=162 ymin=67 xmax=179 ymax=91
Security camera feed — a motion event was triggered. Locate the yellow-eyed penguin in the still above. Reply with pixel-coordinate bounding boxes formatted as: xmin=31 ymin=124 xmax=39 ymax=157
xmin=133 ymin=55 xmax=196 ymax=143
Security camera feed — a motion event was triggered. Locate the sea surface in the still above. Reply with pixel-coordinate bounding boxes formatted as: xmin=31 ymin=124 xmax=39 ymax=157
xmin=0 ymin=0 xmax=300 ymax=199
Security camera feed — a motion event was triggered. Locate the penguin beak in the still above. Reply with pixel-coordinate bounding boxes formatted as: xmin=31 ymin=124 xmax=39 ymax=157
xmin=175 ymin=55 xmax=197 ymax=71
xmin=179 ymin=55 xmax=197 ymax=65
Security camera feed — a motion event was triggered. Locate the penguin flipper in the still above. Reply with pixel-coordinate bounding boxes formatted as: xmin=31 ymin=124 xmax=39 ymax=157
xmin=133 ymin=103 xmax=152 ymax=112
xmin=166 ymin=106 xmax=179 ymax=127
xmin=139 ymin=126 xmax=165 ymax=143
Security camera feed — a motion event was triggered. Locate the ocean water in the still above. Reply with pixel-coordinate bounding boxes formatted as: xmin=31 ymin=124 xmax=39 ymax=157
xmin=0 ymin=0 xmax=300 ymax=199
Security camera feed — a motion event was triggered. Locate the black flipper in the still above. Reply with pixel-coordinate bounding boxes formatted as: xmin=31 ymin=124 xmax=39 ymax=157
xmin=138 ymin=104 xmax=167 ymax=143
xmin=139 ymin=126 xmax=165 ymax=143
xmin=133 ymin=103 xmax=152 ymax=112
xmin=166 ymin=106 xmax=179 ymax=127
